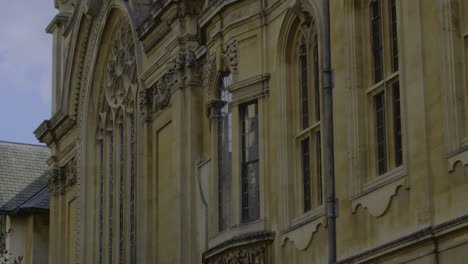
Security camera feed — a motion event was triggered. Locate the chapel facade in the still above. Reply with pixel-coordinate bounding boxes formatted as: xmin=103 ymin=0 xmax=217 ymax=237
xmin=35 ymin=0 xmax=468 ymax=263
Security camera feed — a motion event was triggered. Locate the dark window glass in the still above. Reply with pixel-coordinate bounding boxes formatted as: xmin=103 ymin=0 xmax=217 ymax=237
xmin=375 ymin=91 xmax=387 ymax=175
xmin=389 ymin=0 xmax=399 ymax=72
xmin=393 ymin=82 xmax=403 ymax=166
xmin=129 ymin=114 xmax=136 ymax=264
xmin=218 ymin=73 xmax=233 ymax=231
xmin=301 ymin=138 xmax=311 ymax=212
xmin=300 ymin=37 xmax=310 ymax=129
xmin=108 ymin=133 xmax=114 ymax=264
xmin=314 ymin=35 xmax=321 ymax=122
xmin=241 ymin=101 xmax=260 ymax=223
xmin=316 ymin=131 xmax=323 ymax=206
xmin=371 ymin=0 xmax=384 ymax=83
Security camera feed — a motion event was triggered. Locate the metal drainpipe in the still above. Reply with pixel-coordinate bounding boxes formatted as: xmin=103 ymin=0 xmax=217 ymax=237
xmin=322 ymin=0 xmax=337 ymax=263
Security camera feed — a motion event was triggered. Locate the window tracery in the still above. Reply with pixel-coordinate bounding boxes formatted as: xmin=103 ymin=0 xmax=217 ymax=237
xmin=293 ymin=20 xmax=323 ymax=214
xmin=96 ymin=18 xmax=137 ymax=264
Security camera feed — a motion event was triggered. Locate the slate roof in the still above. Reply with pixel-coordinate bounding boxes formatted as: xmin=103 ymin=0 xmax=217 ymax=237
xmin=18 ymin=186 xmax=49 ymax=213
xmin=0 ymin=141 xmax=50 ymax=213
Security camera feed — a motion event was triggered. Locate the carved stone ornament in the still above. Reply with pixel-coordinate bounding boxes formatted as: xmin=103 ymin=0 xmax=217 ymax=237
xmin=206 ymin=245 xmax=266 ymax=264
xmin=223 ymin=40 xmax=238 ymax=74
xmin=104 ymin=19 xmax=138 ymax=109
xmin=140 ymin=48 xmax=200 ymax=120
xmin=48 ymin=158 xmax=77 ymax=196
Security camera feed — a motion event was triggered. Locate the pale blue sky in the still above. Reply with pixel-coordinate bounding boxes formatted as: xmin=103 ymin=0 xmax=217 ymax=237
xmin=0 ymin=2 xmax=56 ymax=145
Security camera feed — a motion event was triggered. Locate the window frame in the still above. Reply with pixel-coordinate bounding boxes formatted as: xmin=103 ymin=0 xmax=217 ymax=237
xmin=365 ymin=0 xmax=404 ymax=179
xmin=239 ymin=100 xmax=260 ymax=224
xmin=291 ymin=22 xmax=324 ymax=219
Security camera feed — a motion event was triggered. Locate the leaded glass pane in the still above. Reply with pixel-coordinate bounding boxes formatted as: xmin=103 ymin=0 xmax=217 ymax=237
xmin=316 ymin=132 xmax=322 ymax=206
xmin=375 ymin=91 xmax=387 ymax=175
xmin=390 ymin=0 xmax=399 ymax=72
xmin=240 ymin=101 xmax=260 ymax=223
xmin=393 ymin=82 xmax=403 ymax=166
xmin=371 ymin=0 xmax=384 ymax=83
xmin=300 ymin=37 xmax=310 ymax=129
xmin=301 ymin=138 xmax=311 ymax=212
xmin=313 ymin=35 xmax=321 ymax=122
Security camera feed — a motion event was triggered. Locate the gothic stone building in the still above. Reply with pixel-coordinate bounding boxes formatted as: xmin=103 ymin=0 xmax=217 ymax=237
xmin=35 ymin=0 xmax=468 ymax=263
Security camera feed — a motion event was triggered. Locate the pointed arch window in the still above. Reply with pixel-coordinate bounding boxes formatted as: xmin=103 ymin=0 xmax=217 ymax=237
xmin=294 ymin=23 xmax=323 ymax=214
xmin=95 ymin=18 xmax=138 ymax=264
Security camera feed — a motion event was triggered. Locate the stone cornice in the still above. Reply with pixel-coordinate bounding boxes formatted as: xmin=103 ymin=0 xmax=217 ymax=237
xmin=337 ymin=214 xmax=468 ymax=263
xmin=136 ymin=0 xmax=180 ymax=40
xmin=34 ymin=112 xmax=76 ymax=147
xmin=46 ymin=12 xmax=72 ymax=34
xmin=139 ymin=5 xmax=198 ymax=54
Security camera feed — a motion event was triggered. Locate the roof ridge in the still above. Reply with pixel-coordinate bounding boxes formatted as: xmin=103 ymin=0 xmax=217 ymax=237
xmin=0 ymin=140 xmax=48 ymax=148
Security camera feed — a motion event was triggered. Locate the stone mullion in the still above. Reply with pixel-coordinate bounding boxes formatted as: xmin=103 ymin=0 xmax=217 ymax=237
xmin=118 ymin=121 xmax=125 ymax=264
xmin=129 ymin=112 xmax=136 ymax=264
xmin=105 ymin=124 xmax=114 ymax=264
xmin=97 ymin=138 xmax=104 ymax=264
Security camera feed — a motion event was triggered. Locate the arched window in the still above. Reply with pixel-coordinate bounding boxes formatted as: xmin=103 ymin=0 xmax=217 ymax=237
xmin=294 ymin=22 xmax=322 ymax=214
xmin=217 ymin=72 xmax=233 ymax=231
xmin=96 ymin=18 xmax=137 ymax=264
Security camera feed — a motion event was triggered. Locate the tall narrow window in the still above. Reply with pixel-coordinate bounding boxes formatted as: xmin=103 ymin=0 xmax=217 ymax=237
xmin=98 ymin=140 xmax=104 ymax=264
xmin=218 ymin=73 xmax=233 ymax=231
xmin=129 ymin=113 xmax=136 ymax=264
xmin=301 ymin=138 xmax=311 ymax=212
xmin=313 ymin=35 xmax=321 ymax=122
xmin=295 ymin=29 xmax=322 ymax=214
xmin=375 ymin=91 xmax=387 ymax=175
xmin=316 ymin=132 xmax=322 ymax=206
xmin=367 ymin=0 xmax=403 ymax=177
xmin=393 ymin=82 xmax=402 ymax=166
xmin=371 ymin=0 xmax=383 ymax=83
xmin=108 ymin=133 xmax=114 ymax=264
xmin=240 ymin=101 xmax=260 ymax=223
xmin=300 ymin=37 xmax=310 ymax=129
xmin=389 ymin=0 xmax=398 ymax=72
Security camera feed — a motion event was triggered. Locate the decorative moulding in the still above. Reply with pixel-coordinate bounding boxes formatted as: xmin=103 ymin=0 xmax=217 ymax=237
xmin=351 ymin=176 xmax=406 ymax=217
xmin=280 ymin=215 xmax=325 ymax=251
xmin=447 ymin=146 xmax=468 ymax=172
xmin=203 ymin=231 xmax=274 ymax=264
xmin=34 ymin=112 xmax=76 ymax=147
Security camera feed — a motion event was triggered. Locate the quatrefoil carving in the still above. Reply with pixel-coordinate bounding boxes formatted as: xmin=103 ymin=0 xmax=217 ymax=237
xmin=104 ymin=20 xmax=137 ymax=108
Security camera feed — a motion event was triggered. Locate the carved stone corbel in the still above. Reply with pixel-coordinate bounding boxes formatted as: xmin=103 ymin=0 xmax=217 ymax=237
xmin=223 ymin=40 xmax=238 ymax=74
xmin=65 ymin=157 xmax=77 ymax=191
xmin=153 ymin=78 xmax=171 ymax=112
xmin=48 ymin=166 xmax=61 ymax=197
xmin=206 ymin=245 xmax=266 ymax=264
